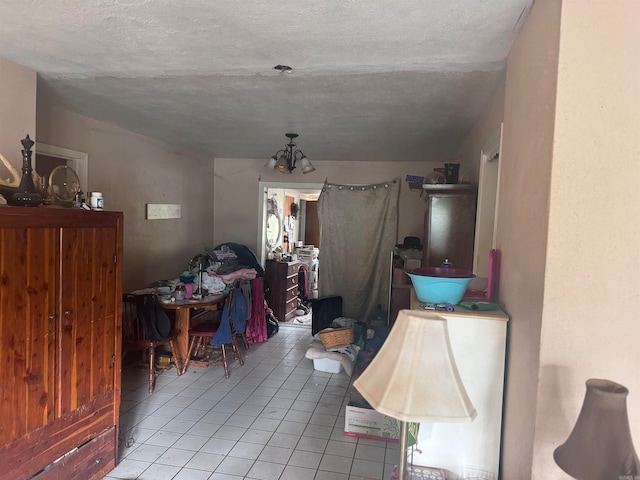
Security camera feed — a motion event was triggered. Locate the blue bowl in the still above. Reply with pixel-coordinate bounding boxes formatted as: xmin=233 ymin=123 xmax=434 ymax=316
xmin=406 ymin=269 xmax=475 ymax=305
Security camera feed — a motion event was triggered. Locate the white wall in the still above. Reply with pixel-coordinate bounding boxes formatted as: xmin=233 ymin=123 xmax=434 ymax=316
xmin=533 ymin=0 xmax=640 ymax=477
xmin=213 ymin=158 xmax=444 ymax=256
xmin=0 ymin=58 xmax=36 ymax=171
xmin=497 ymin=0 xmax=562 ymax=476
xmin=36 ymin=98 xmax=215 ymax=292
xmin=0 ymin=58 xmax=217 ymax=292
xmin=461 ymin=1 xmax=640 ymax=478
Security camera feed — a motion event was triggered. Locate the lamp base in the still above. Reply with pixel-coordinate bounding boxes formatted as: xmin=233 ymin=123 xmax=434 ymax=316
xmin=390 ymin=465 xmax=447 ymax=480
xmin=9 ymin=191 xmax=42 ymax=207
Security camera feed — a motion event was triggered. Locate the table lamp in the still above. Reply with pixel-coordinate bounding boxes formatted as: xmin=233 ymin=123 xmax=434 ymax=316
xmin=554 ymin=378 xmax=639 ymax=480
xmin=353 ymin=309 xmax=477 ymax=480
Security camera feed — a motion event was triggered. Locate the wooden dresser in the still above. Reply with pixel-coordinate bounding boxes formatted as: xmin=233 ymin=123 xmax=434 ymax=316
xmin=0 ymin=206 xmax=123 ymax=480
xmin=265 ymin=260 xmax=300 ymax=322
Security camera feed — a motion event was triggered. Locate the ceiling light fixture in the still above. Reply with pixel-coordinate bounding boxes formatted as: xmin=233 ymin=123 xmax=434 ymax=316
xmin=266 ymin=133 xmax=315 ymax=174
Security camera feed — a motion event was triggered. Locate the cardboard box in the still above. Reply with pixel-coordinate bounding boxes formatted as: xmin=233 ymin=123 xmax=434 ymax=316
xmin=345 ymin=387 xmax=401 ymax=442
xmin=344 ymin=403 xmax=400 ymax=441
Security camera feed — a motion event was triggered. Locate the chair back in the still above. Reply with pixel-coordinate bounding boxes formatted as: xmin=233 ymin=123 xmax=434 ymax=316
xmin=135 ymin=293 xmax=172 ymax=341
xmin=122 ymin=293 xmax=172 ymax=347
xmin=122 ymin=294 xmax=144 ymax=349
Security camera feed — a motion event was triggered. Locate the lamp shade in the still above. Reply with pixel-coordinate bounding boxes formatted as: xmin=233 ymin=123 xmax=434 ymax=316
xmin=299 ymin=156 xmax=316 ymax=174
xmin=353 ymin=309 xmax=476 ymax=423
xmin=554 ymin=379 xmax=640 ymax=480
xmin=274 ymin=155 xmax=291 ymax=174
xmin=265 ymin=156 xmax=277 ymax=169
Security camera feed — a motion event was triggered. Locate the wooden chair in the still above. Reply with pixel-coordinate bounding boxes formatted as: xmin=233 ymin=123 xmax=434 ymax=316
xmin=235 ymin=326 xmax=250 ymax=350
xmin=230 ymin=281 xmax=251 ymax=350
xmin=181 ymin=310 xmax=244 ymax=378
xmin=122 ymin=293 xmax=183 ymax=393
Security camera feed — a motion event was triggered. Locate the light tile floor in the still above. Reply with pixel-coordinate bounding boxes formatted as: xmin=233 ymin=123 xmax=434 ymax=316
xmin=107 ymin=323 xmax=399 ymax=480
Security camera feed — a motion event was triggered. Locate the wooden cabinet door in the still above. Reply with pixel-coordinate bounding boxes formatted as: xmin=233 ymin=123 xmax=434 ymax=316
xmin=0 ymin=224 xmax=57 ymax=445
xmin=423 ymin=185 xmax=477 ymax=271
xmin=58 ymin=225 xmax=119 ymax=417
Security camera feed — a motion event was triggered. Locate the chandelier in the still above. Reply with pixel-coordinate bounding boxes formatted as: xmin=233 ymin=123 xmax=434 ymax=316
xmin=266 ymin=133 xmax=315 ymax=174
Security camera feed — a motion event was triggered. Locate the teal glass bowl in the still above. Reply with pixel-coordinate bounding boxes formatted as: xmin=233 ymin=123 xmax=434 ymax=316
xmin=406 ymin=268 xmax=475 ymax=305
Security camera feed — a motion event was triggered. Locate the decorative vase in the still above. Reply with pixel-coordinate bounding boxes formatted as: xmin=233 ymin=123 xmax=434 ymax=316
xmin=9 ymin=134 xmax=42 ymax=207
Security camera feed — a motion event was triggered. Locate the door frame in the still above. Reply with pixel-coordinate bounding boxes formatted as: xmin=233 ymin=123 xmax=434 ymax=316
xmin=257 ymin=181 xmax=324 ymax=265
xmin=473 ymin=123 xmax=503 ymax=277
xmin=36 ymin=143 xmax=89 ymax=193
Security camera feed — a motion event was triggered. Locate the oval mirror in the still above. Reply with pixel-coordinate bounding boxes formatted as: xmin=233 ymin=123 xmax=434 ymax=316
xmin=265 ymin=213 xmax=281 ymax=248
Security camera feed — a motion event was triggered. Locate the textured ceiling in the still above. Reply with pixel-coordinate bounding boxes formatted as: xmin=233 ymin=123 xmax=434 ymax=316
xmin=0 ymin=0 xmax=531 ymax=162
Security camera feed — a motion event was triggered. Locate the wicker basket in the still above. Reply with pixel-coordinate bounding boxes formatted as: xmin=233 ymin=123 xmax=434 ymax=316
xmin=318 ymin=326 xmax=354 ymax=349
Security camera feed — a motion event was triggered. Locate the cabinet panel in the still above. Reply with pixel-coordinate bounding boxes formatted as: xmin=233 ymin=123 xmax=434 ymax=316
xmin=0 ymin=226 xmax=57 ymax=445
xmin=32 ymin=426 xmax=117 ymax=480
xmin=0 ymin=207 xmax=123 ymax=480
xmin=409 ymin=290 xmax=508 ymax=477
xmin=390 ymin=284 xmax=411 ymax=325
xmin=59 ymin=226 xmax=118 ymax=417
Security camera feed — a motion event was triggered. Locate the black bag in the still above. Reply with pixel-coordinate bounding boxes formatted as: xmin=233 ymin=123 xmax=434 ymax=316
xmin=310 ymin=296 xmax=343 ymax=336
xmin=266 ymin=312 xmax=279 ymax=338
xmin=136 ymin=294 xmax=171 ymax=341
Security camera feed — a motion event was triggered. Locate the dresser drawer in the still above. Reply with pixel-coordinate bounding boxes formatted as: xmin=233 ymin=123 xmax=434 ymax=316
xmin=284 ymin=308 xmax=298 ymax=322
xmin=286 ymin=284 xmax=299 ymax=303
xmin=285 ymin=297 xmax=298 ymax=319
xmin=286 ymin=274 xmax=298 ymax=290
xmin=287 ymin=262 xmax=301 ymax=276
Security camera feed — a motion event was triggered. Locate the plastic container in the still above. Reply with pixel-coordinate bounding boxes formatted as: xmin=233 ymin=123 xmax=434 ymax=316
xmin=157 ymin=355 xmax=171 ymax=366
xmin=313 ymin=357 xmax=342 ymax=373
xmin=90 ymin=191 xmax=103 ymax=210
xmin=407 ymin=268 xmax=475 ymax=305
xmin=174 ymin=284 xmax=186 ymax=300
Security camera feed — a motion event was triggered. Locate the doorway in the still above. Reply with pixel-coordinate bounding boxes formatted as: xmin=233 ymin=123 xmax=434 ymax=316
xmin=258 ymin=182 xmax=323 ymax=307
xmin=473 ymin=124 xmax=503 ymax=278
xmin=257 ymin=182 xmax=323 ymax=265
xmin=303 ymin=200 xmax=320 ymax=247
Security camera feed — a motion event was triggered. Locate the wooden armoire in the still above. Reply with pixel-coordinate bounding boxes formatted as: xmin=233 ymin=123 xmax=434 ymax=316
xmin=0 ymin=206 xmax=123 ymax=480
xmin=422 ymin=184 xmax=477 ymax=271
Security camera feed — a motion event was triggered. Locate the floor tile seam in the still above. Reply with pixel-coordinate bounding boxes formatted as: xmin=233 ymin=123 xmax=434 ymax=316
xmin=225 ymin=443 xmax=268 ymax=461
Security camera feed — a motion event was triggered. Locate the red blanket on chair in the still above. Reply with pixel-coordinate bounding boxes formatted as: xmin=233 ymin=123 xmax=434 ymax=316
xmin=245 ymin=277 xmax=268 ymax=344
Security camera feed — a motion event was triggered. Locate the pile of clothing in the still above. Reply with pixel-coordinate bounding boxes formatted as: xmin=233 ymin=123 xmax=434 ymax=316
xmin=204 ymin=243 xmax=271 ymax=344
xmin=202 ymin=243 xmax=262 ymax=293
xmin=210 ymin=278 xmax=251 ymax=346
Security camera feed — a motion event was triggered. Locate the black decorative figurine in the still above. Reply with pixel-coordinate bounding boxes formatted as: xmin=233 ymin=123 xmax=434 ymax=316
xmin=9 ymin=134 xmax=42 ymax=207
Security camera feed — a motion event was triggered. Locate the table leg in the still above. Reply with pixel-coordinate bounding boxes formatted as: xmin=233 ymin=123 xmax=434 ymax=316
xmin=174 ymin=308 xmax=190 ymax=365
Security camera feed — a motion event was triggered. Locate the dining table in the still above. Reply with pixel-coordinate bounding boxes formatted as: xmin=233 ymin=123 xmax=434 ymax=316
xmin=161 ymin=293 xmax=229 ymax=364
